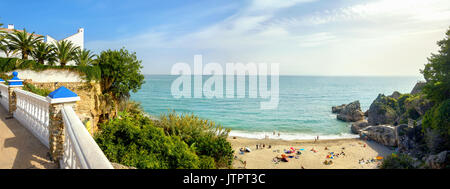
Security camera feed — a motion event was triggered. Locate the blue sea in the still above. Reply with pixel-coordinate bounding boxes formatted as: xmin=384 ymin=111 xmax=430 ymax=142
xmin=131 ymin=75 xmax=421 ymax=140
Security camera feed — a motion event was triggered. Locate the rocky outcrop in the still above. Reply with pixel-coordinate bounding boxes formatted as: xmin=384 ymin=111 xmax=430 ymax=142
xmin=360 ymin=125 xmax=397 ymax=147
xmin=335 ymin=101 xmax=364 ymax=122
xmin=332 ymin=104 xmax=345 ymax=113
xmin=404 ymin=94 xmax=433 ymax=117
xmin=396 ymin=122 xmax=425 ymax=157
xmin=389 ymin=91 xmax=401 ymax=100
xmin=367 ymin=94 xmax=398 ymax=125
xmin=425 ymin=151 xmax=449 ymax=169
xmin=31 ymin=81 xmax=103 ymax=134
xmin=410 ymin=81 xmax=426 ymax=95
xmin=351 ymin=120 xmax=369 ymax=134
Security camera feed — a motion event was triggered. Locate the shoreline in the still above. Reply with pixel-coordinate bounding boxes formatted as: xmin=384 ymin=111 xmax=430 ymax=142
xmin=228 ymin=136 xmax=394 ymax=169
xmin=228 ymin=130 xmax=360 ymax=141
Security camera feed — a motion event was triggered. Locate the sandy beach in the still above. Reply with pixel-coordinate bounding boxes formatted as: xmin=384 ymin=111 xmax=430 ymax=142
xmin=229 ymin=136 xmax=394 ymax=169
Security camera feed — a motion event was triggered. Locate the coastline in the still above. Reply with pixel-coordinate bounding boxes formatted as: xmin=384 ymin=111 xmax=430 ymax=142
xmin=228 ymin=136 xmax=394 ymax=169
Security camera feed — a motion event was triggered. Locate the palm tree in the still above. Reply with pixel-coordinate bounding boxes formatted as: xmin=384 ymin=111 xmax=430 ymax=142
xmin=54 ymin=40 xmax=79 ymax=66
xmin=74 ymin=49 xmax=96 ymax=66
xmin=7 ymin=29 xmax=43 ymax=59
xmin=0 ymin=42 xmax=15 ymax=58
xmin=32 ymin=41 xmax=56 ymax=65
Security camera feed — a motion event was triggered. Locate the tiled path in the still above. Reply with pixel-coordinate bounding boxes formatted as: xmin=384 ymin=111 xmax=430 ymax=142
xmin=0 ymin=106 xmax=57 ymax=169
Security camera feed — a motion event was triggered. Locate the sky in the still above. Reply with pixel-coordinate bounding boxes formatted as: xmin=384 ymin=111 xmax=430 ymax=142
xmin=1 ymin=0 xmax=450 ymax=76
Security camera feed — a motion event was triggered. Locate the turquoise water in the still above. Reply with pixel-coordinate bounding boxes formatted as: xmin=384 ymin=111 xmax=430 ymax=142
xmin=131 ymin=75 xmax=421 ymax=140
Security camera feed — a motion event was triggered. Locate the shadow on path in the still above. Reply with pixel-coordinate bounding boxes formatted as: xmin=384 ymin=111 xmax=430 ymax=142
xmin=0 ymin=106 xmax=57 ymax=169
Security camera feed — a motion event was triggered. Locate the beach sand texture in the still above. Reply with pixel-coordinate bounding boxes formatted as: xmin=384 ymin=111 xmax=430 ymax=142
xmin=229 ymin=137 xmax=393 ymax=169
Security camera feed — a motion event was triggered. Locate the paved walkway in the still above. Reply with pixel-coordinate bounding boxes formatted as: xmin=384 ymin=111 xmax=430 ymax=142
xmin=0 ymin=106 xmax=57 ymax=169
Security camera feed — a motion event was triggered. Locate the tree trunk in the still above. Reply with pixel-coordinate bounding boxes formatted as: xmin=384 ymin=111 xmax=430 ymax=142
xmin=22 ymin=52 xmax=28 ymax=60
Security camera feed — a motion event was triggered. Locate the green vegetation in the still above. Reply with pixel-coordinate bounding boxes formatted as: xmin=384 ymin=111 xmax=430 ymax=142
xmin=421 ymin=27 xmax=450 ymax=104
xmin=1 ymin=22 xmax=232 ymax=169
xmin=95 ymin=107 xmax=234 ymax=169
xmin=423 ymin=99 xmax=450 ymax=137
xmin=74 ymin=49 xmax=95 ymax=66
xmin=95 ymin=48 xmax=145 ymax=101
xmin=380 ymin=154 xmax=416 ymax=169
xmin=155 ymin=111 xmax=234 ymax=168
xmin=0 ymin=57 xmax=101 ymax=81
xmin=54 ymin=40 xmax=80 ymax=67
xmin=420 ymin=27 xmax=450 ymax=152
xmin=6 ymin=29 xmax=43 ymax=60
xmin=31 ymin=41 xmax=56 ymax=65
xmin=397 ymin=94 xmax=411 ymax=114
xmin=22 ymin=83 xmax=51 ymax=97
xmin=95 ymin=111 xmax=201 ymax=169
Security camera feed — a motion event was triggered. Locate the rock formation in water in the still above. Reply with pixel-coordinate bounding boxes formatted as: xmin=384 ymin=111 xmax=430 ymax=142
xmin=332 ymin=81 xmax=449 ymax=168
xmin=333 ymin=101 xmax=364 ymax=122
xmin=367 ymin=94 xmax=399 ymax=125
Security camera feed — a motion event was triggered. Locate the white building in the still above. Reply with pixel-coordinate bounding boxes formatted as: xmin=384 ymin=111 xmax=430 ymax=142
xmin=0 ymin=24 xmax=84 ymax=66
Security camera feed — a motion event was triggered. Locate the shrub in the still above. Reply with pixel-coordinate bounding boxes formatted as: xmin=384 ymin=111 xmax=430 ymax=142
xmin=380 ymin=154 xmax=417 ymax=169
xmin=95 ymin=111 xmax=201 ymax=169
xmin=198 ymin=156 xmax=216 ymax=169
xmin=22 ymin=83 xmax=51 ymax=97
xmin=423 ymin=99 xmax=450 ymax=137
xmin=0 ymin=57 xmax=101 ymax=81
xmin=398 ymin=94 xmax=411 ymax=114
xmin=155 ymin=111 xmax=234 ymax=168
xmin=421 ymin=27 xmax=450 ymax=103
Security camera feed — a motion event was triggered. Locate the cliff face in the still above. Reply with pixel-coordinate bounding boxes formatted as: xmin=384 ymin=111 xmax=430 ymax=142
xmin=333 ymin=81 xmax=449 ymax=168
xmin=31 ymin=81 xmax=103 ymax=135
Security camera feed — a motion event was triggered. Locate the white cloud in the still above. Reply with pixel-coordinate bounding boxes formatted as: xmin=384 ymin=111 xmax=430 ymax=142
xmin=87 ymin=0 xmax=450 ymax=75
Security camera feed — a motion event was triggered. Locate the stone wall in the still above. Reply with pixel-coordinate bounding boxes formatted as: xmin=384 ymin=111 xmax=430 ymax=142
xmin=29 ymin=81 xmax=103 ymax=135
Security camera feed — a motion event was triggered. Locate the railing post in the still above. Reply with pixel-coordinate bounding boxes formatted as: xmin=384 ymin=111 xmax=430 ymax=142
xmin=7 ymin=71 xmax=23 ymax=114
xmin=46 ymin=86 xmax=80 ymax=163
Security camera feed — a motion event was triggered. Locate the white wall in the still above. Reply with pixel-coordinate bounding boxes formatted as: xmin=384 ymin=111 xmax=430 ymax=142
xmin=46 ymin=28 xmax=84 ymax=66
xmin=7 ymin=69 xmax=84 ymax=82
xmin=1 ymin=27 xmax=84 ymax=66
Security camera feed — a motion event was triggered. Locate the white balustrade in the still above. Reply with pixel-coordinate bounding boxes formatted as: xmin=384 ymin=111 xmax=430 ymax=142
xmin=0 ymin=84 xmax=8 ymax=110
xmin=61 ymin=105 xmax=113 ymax=169
xmin=13 ymin=88 xmax=50 ymax=148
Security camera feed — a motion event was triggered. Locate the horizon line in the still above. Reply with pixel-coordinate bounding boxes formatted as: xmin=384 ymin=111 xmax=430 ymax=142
xmin=142 ymin=74 xmax=423 ymax=78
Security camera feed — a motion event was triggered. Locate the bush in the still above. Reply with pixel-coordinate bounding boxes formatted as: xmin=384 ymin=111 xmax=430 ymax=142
xmin=95 ymin=111 xmax=201 ymax=169
xmin=0 ymin=57 xmax=101 ymax=81
xmin=421 ymin=27 xmax=450 ymax=103
xmin=198 ymin=156 xmax=216 ymax=169
xmin=423 ymin=99 xmax=450 ymax=137
xmin=398 ymin=94 xmax=411 ymax=114
xmin=155 ymin=111 xmax=234 ymax=168
xmin=23 ymin=83 xmax=51 ymax=97
xmin=380 ymin=154 xmax=417 ymax=169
